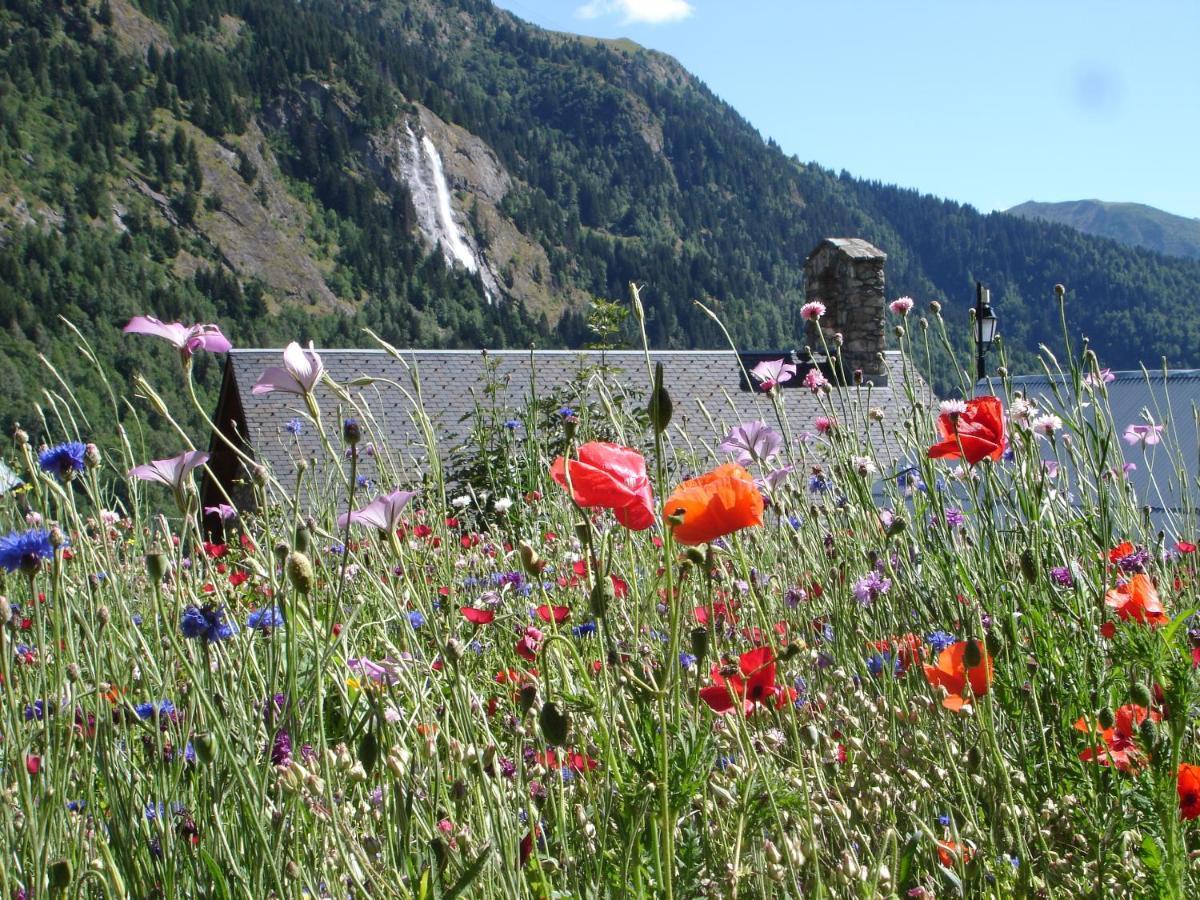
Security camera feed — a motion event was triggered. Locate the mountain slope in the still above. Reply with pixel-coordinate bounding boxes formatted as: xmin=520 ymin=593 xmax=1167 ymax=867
xmin=3 ymin=0 xmax=1200 ymax=453
xmin=1008 ymin=199 xmax=1200 ymax=260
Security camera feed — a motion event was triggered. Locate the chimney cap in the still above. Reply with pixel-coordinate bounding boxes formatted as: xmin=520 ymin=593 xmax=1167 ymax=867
xmin=808 ymin=237 xmax=886 ymax=261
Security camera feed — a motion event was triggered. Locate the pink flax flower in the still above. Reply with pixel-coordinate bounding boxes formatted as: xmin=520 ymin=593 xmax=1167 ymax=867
xmin=124 ymin=316 xmax=232 ymax=359
xmin=337 ymin=490 xmax=417 ymax=532
xmin=749 ymin=358 xmax=797 ymax=392
xmin=129 ymin=450 xmax=210 ymax=493
xmin=252 ymin=342 xmax=325 ymax=396
xmin=1123 ymin=423 xmax=1164 ymax=448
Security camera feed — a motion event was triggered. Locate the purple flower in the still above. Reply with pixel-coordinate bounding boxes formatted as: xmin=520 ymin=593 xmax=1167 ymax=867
xmin=852 ymin=571 xmax=891 ymax=606
xmin=270 ymin=729 xmax=292 ymax=765
xmin=347 ymin=656 xmax=405 ymax=685
xmin=336 ymin=489 xmax=417 ymax=532
xmin=718 ymin=420 xmax=782 ymax=466
xmin=124 ymin=316 xmax=232 ymax=359
xmin=1114 ymin=546 xmax=1150 ymax=574
xmin=203 ymin=503 xmax=237 ymax=521
xmin=1049 ymin=566 xmax=1074 ymax=587
xmin=129 ymin=450 xmax=210 ymax=494
xmin=180 ymin=605 xmax=237 ymax=642
xmin=252 ymin=342 xmax=324 ymax=396
xmin=1123 ymin=423 xmax=1164 ymax=448
xmin=749 ymin=358 xmax=797 ymax=391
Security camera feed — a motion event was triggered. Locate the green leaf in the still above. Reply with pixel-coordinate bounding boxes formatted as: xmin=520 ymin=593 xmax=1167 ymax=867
xmin=444 ymin=845 xmax=492 ymax=900
xmin=1163 ymin=607 xmax=1198 ymax=646
xmin=1140 ymin=834 xmax=1163 ymax=871
xmin=199 ymin=848 xmax=232 ymax=900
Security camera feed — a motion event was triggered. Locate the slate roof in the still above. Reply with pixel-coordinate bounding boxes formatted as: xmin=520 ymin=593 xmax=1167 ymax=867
xmin=817 ymin=238 xmax=886 ymax=260
xmin=1003 ymin=368 xmax=1200 ymax=528
xmin=203 ymin=347 xmax=935 ymax=510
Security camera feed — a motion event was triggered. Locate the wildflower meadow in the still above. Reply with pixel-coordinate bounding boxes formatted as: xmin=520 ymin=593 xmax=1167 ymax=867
xmin=4 ymin=290 xmax=1200 ymax=898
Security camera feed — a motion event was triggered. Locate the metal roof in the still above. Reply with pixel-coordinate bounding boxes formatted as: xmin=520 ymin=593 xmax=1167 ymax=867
xmin=205 ymin=347 xmax=935 ymax=508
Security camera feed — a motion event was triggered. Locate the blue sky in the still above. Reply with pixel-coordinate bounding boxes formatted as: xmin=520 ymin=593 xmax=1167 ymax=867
xmin=491 ymin=1 xmax=1200 ymax=219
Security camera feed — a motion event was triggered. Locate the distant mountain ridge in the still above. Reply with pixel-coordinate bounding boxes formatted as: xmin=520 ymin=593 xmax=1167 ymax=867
xmin=1007 ymin=200 xmax=1200 ymax=260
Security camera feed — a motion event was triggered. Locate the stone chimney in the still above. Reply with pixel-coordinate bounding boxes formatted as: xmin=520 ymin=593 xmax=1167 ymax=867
xmin=803 ymin=238 xmax=886 ymax=381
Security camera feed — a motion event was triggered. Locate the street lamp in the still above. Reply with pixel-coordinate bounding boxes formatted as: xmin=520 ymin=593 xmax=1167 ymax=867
xmin=974 ymin=281 xmax=998 ymax=381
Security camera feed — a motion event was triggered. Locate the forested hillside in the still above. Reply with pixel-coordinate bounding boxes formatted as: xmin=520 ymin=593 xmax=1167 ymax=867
xmin=2 ymin=0 xmax=1200 ymax=452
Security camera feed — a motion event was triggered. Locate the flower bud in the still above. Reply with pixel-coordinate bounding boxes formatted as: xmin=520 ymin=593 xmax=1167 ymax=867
xmin=97 ymin=606 xmax=110 ymax=627
xmin=1097 ymin=706 xmax=1115 ymax=729
xmin=1130 ymin=683 xmax=1153 ymax=709
xmin=518 ymin=541 xmax=546 ymax=576
xmin=1138 ymin=716 xmax=1158 ymax=746
xmin=589 ymin=577 xmax=613 ymax=618
xmin=690 ymin=627 xmax=709 ymax=662
xmin=13 ymin=427 xmax=28 ymax=447
xmin=84 ymin=443 xmax=101 ymax=469
xmin=286 ymin=551 xmax=314 ymax=595
xmin=647 ymin=362 xmax=673 ymax=433
xmin=358 ymin=730 xmax=379 ymax=775
xmin=343 ymin=418 xmax=361 ymax=446
xmin=538 ymin=701 xmax=570 ymax=746
xmin=519 ymin=683 xmax=538 ymax=716
xmin=193 ymin=732 xmax=216 ymax=765
xmin=145 ymin=551 xmax=169 ymax=582
xmin=294 ymin=522 xmax=311 ymax=555
xmin=1054 ymin=284 xmax=1066 ymax=299
xmin=1020 ymin=549 xmax=1038 ymax=584
xmin=929 ymin=300 xmax=941 ymax=314
xmin=963 ymin=639 xmax=983 ymax=668
xmin=984 ymin=632 xmax=1003 ymax=658
xmin=48 ymin=859 xmax=72 ymax=891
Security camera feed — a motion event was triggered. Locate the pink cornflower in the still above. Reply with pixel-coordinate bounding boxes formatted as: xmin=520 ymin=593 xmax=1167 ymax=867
xmin=803 ymin=368 xmax=828 ymax=392
xmin=800 ymin=301 xmax=826 ymax=322
xmin=814 ymin=416 xmax=835 ymax=435
xmin=889 ymin=296 xmax=914 ymax=316
xmin=124 ymin=316 xmax=232 ymax=359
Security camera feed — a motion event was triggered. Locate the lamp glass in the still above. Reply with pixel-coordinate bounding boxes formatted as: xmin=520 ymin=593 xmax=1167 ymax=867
xmin=977 ymin=311 xmax=998 ymax=347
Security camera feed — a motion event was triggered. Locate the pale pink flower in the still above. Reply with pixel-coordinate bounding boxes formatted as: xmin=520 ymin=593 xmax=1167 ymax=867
xmin=337 ymin=490 xmax=417 ymax=531
xmin=204 ymin=503 xmax=238 ymax=521
xmin=803 ymin=368 xmax=828 ymax=392
xmin=1031 ymin=414 xmax=1063 ymax=438
xmin=252 ymin=342 xmax=324 ymax=395
xmin=749 ymin=358 xmax=797 ymax=391
xmin=129 ymin=450 xmax=210 ymax=493
xmin=800 ymin=300 xmax=826 ymax=322
xmin=889 ymin=296 xmax=914 ymax=316
xmin=123 ymin=316 xmax=232 ymax=358
xmin=1123 ymin=423 xmax=1164 ymax=448
xmin=1084 ymin=368 xmax=1116 ymax=388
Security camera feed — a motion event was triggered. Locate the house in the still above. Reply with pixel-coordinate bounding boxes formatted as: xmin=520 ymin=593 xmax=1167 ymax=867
xmin=200 ymin=238 xmax=937 ymax=515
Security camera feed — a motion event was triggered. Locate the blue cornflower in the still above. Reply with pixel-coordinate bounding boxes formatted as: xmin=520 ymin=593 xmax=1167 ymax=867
xmin=38 ymin=441 xmax=86 ymax=479
xmin=408 ymin=610 xmax=426 ymax=629
xmin=356 ymin=475 xmax=373 ymax=489
xmin=715 ymin=754 xmax=738 ymax=771
xmin=66 ymin=799 xmax=86 ymax=812
xmin=285 ymin=418 xmax=304 ymax=436
xmin=926 ymin=631 xmax=957 ymax=653
xmin=557 ymin=406 xmax=576 ymax=418
xmin=571 ymin=622 xmax=597 ymax=638
xmin=0 ymin=529 xmax=58 ymax=573
xmin=937 ymin=813 xmax=951 ymax=826
xmin=504 ymin=419 xmax=521 ymax=430
xmin=24 ymin=699 xmax=46 ymax=721
xmin=866 ymin=653 xmax=900 ymax=677
xmin=179 ymin=605 xmax=237 ymax=643
xmin=247 ymin=607 xmax=285 ymax=631
xmin=808 ymin=474 xmax=830 ymax=493
xmin=135 ymin=699 xmax=177 ymax=721
xmin=679 ymin=652 xmax=697 ymax=670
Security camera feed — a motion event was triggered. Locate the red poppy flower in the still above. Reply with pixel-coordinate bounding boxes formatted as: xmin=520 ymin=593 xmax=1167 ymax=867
xmin=1076 ymin=704 xmax=1160 ymax=772
xmin=1179 ymin=763 xmax=1200 ymax=819
xmin=699 ymin=646 xmax=789 ymax=715
xmin=922 ymin=641 xmax=994 ymax=710
xmin=550 ymin=442 xmax=655 ymax=530
xmin=927 ymin=396 xmax=1006 ymax=465
xmin=693 ymin=601 xmax=738 ymax=626
xmin=536 ymin=749 xmax=599 ymax=773
xmin=536 ymin=605 xmax=570 ymax=624
xmin=936 ymin=840 xmax=974 ymax=868
xmin=203 ymin=542 xmax=227 ymax=559
xmin=664 ymin=463 xmax=764 ymax=546
xmin=1178 ymin=541 xmax=1197 ymax=554
xmin=228 ymin=570 xmax=248 ymax=588
xmin=460 ymin=607 xmax=495 ymax=625
xmin=1105 ymin=574 xmax=1168 ymax=627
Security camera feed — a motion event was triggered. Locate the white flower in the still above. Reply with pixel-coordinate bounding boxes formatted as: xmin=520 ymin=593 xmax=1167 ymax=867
xmin=850 ymin=455 xmax=877 ymax=476
xmin=1008 ymin=396 xmax=1035 ymax=428
xmin=494 ymin=497 xmax=513 ymax=514
xmin=451 ymin=495 xmax=472 ymax=509
xmin=1031 ymin=414 xmax=1063 ymax=438
xmin=939 ymin=399 xmax=967 ymax=416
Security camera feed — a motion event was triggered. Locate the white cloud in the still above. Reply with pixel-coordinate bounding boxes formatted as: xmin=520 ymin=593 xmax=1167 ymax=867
xmin=576 ymin=0 xmax=695 ymax=25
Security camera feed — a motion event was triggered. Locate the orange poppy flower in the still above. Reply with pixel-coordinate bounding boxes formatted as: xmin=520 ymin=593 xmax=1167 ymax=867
xmin=922 ymin=640 xmax=994 ymax=710
xmin=1075 ymin=704 xmax=1160 ymax=772
xmin=664 ymin=463 xmax=764 ymax=546
xmin=1179 ymin=763 xmax=1200 ymax=819
xmin=927 ymin=396 xmax=1006 ymax=465
xmin=1105 ymin=574 xmax=1168 ymax=627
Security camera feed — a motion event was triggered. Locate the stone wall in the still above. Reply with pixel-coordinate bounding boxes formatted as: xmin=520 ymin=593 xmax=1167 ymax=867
xmin=803 ymin=238 xmax=887 ymax=381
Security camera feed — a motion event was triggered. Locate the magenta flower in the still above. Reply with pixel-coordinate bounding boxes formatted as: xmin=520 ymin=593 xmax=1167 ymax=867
xmin=803 ymin=368 xmax=828 ymax=392
xmin=800 ymin=301 xmax=826 ymax=322
xmin=1123 ymin=423 xmax=1164 ymax=448
xmin=749 ymin=358 xmax=797 ymax=392
xmin=129 ymin=450 xmax=210 ymax=492
xmin=889 ymin=296 xmax=914 ymax=316
xmin=123 ymin=316 xmax=232 ymax=358
xmin=252 ymin=342 xmax=324 ymax=396
xmin=718 ymin=421 xmax=782 ymax=466
xmin=336 ymin=490 xmax=417 ymax=532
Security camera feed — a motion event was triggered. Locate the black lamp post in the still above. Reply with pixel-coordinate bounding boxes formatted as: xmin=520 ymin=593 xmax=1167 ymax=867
xmin=974 ymin=281 xmax=998 ymax=381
